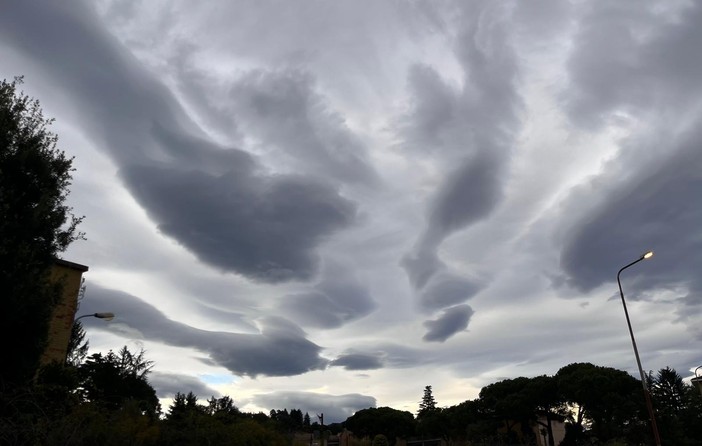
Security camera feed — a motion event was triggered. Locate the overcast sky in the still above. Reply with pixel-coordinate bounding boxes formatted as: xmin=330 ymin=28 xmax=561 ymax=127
xmin=2 ymin=0 xmax=701 ymax=422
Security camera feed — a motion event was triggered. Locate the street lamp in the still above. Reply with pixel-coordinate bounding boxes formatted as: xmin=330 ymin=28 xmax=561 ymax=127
xmin=617 ymin=251 xmax=661 ymax=446
xmin=692 ymin=366 xmax=702 ymax=398
xmin=75 ymin=312 xmax=115 ymax=322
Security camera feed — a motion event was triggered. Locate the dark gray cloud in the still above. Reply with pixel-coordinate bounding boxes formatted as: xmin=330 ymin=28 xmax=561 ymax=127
xmin=565 ymin=2 xmax=702 ymax=127
xmin=326 ymin=343 xmax=439 ymax=370
xmin=400 ymin=2 xmax=521 ymax=333
xmin=400 ymin=153 xmax=500 ymax=296
xmin=400 ymin=248 xmax=444 ymax=291
xmin=0 ymin=1 xmax=356 ymax=283
xmin=400 ymin=64 xmax=460 ymax=155
xmin=80 ymin=286 xmax=328 ymax=377
xmin=228 ymin=69 xmax=379 ymax=186
xmin=330 ymin=353 xmax=383 ymax=371
xmin=560 ymin=130 xmax=702 ymax=301
xmin=419 ymin=272 xmax=482 ymax=312
xmin=401 ymin=154 xmax=504 ymax=292
xmin=422 ymin=305 xmax=474 ymax=343
xmin=424 ymin=152 xmax=504 ymax=247
xmin=123 ymin=163 xmax=356 ymax=282
xmin=278 ymin=262 xmax=377 ymax=328
xmin=149 ymin=371 xmax=221 ymax=399
xmin=253 ymin=391 xmax=376 ymax=423
xmin=556 ymin=0 xmax=702 ymax=347
xmin=513 ymin=0 xmax=572 ymax=39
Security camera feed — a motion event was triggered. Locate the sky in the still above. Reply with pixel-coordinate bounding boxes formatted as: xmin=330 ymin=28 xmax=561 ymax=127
xmin=1 ymin=0 xmax=701 ymax=423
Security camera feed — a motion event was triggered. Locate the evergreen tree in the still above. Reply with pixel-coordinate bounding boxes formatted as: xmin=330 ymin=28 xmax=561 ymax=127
xmin=290 ymin=408 xmax=304 ymax=429
xmin=66 ymin=281 xmax=89 ymax=366
xmin=652 ymin=367 xmax=686 ymax=414
xmin=79 ymin=347 xmax=160 ymax=417
xmin=65 ymin=320 xmax=89 ymax=366
xmin=418 ymin=385 xmax=437 ymax=418
xmin=650 ymin=367 xmax=699 ymax=445
xmin=167 ymin=392 xmax=202 ymax=420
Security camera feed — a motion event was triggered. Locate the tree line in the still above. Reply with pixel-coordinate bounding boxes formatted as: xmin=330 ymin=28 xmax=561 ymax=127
xmin=373 ymin=364 xmax=702 ymax=445
xmin=5 ymin=344 xmax=702 ymax=445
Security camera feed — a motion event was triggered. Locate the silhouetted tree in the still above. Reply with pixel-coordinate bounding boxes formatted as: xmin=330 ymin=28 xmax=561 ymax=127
xmin=79 ymin=347 xmax=160 ymax=417
xmin=66 ymin=320 xmax=89 ymax=366
xmin=290 ymin=407 xmax=304 ymax=429
xmin=344 ymin=406 xmax=415 ymax=444
xmin=649 ymin=366 xmax=702 ymax=445
xmin=443 ymin=399 xmax=494 ymax=444
xmin=651 ymin=366 xmax=686 ymax=414
xmin=205 ymin=395 xmax=241 ymax=426
xmin=417 ymin=385 xmax=437 ymax=418
xmin=480 ymin=376 xmax=535 ymax=442
xmin=556 ymin=362 xmax=644 ymax=444
xmin=0 ymin=76 xmax=84 ymax=387
xmin=523 ymin=375 xmax=565 ymax=446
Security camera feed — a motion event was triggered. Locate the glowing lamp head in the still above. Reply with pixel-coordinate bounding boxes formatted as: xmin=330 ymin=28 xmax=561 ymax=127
xmin=642 ymin=251 xmax=654 ymax=260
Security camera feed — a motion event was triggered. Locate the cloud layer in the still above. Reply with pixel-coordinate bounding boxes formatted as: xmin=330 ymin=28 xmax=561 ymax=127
xmin=2 ymin=0 xmax=700 ymax=419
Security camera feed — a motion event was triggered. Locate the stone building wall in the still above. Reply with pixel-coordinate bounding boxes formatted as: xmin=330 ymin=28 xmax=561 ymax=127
xmin=39 ymin=259 xmax=88 ymax=365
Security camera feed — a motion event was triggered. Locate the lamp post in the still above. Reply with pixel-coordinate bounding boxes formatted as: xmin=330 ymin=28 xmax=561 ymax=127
xmin=692 ymin=366 xmax=702 ymax=398
xmin=617 ymin=251 xmax=661 ymax=446
xmin=75 ymin=312 xmax=115 ymax=322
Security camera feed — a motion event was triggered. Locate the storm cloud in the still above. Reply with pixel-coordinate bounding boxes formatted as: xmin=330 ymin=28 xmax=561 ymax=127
xmin=423 ymin=305 xmax=474 ymax=343
xmin=150 ymin=372 xmax=222 ymax=399
xmin=227 ymin=69 xmax=378 ymax=186
xmin=80 ymin=286 xmax=328 ymax=377
xmin=330 ymin=353 xmax=384 ymax=371
xmin=557 ymin=1 xmax=702 ymax=338
xmin=123 ymin=163 xmax=356 ymax=282
xmin=278 ymin=262 xmax=377 ymax=328
xmin=0 ymin=1 xmax=357 ymax=283
xmin=399 ymin=2 xmax=522 ymax=340
xmin=559 ymin=128 xmax=702 ymax=308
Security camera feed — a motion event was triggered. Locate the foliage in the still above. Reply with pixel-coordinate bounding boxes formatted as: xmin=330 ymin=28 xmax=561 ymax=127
xmin=270 ymin=407 xmax=309 ymax=432
xmin=3 ymin=359 xmax=702 ymax=445
xmin=206 ymin=394 xmax=241 ymax=421
xmin=523 ymin=375 xmax=566 ymax=446
xmin=0 ymin=359 xmax=160 ymax=446
xmin=417 ymin=385 xmax=437 ymax=418
xmin=479 ymin=376 xmax=535 ymax=435
xmin=556 ymin=362 xmax=645 ymax=445
xmin=344 ymin=406 xmax=415 ymax=444
xmin=651 ymin=366 xmax=686 ymax=414
xmin=162 ymin=392 xmax=289 ymax=446
xmin=649 ymin=367 xmax=702 ymax=446
xmin=66 ymin=320 xmax=90 ymax=366
xmin=78 ymin=347 xmax=160 ymax=418
xmin=441 ymin=399 xmax=490 ymax=444
xmin=0 ymin=76 xmax=84 ymax=387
